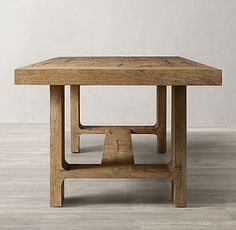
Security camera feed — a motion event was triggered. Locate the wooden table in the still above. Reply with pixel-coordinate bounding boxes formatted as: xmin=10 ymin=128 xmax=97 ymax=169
xmin=15 ymin=57 xmax=222 ymax=207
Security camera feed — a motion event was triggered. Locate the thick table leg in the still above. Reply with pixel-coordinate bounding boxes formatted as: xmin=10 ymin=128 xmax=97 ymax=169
xmin=157 ymin=86 xmax=166 ymax=153
xmin=70 ymin=85 xmax=80 ymax=153
xmin=171 ymin=86 xmax=187 ymax=207
xmin=50 ymin=85 xmax=67 ymax=207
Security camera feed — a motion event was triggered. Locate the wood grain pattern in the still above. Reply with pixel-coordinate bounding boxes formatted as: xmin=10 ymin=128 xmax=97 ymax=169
xmin=170 ymin=86 xmax=187 ymax=207
xmin=15 ymin=56 xmax=222 ymax=85
xmin=102 ymin=128 xmax=134 ymax=165
xmin=63 ymin=164 xmax=170 ymax=179
xmin=73 ymin=125 xmax=159 ymax=134
xmin=156 ymin=86 xmax=166 ymax=153
xmin=50 ymin=85 xmax=67 ymax=207
xmin=70 ymin=85 xmax=80 ymax=153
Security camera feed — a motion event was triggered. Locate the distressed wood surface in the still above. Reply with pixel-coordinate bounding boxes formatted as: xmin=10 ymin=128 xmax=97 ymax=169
xmin=156 ymin=86 xmax=166 ymax=153
xmin=15 ymin=56 xmax=222 ymax=85
xmin=63 ymin=164 xmax=170 ymax=179
xmin=170 ymin=86 xmax=187 ymax=207
xmin=50 ymin=85 xmax=67 ymax=207
xmin=70 ymin=85 xmax=80 ymax=153
xmin=74 ymin=125 xmax=159 ymax=134
xmin=102 ymin=128 xmax=134 ymax=165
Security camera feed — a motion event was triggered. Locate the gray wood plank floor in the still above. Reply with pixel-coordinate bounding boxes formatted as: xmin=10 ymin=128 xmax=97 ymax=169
xmin=0 ymin=124 xmax=236 ymax=230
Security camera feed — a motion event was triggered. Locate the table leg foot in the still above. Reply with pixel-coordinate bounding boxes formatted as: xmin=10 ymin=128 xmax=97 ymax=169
xmin=71 ymin=136 xmax=80 ymax=153
xmin=157 ymin=134 xmax=166 ymax=153
xmin=172 ymin=178 xmax=187 ymax=207
xmin=50 ymin=179 xmax=64 ymax=207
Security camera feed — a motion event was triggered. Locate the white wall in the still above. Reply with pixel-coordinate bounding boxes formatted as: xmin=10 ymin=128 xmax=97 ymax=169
xmin=0 ymin=0 xmax=235 ymax=125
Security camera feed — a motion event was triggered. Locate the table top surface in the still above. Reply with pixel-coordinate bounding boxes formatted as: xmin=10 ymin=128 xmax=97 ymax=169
xmin=15 ymin=56 xmax=222 ymax=86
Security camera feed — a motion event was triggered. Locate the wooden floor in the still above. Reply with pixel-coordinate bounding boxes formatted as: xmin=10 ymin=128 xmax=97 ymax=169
xmin=0 ymin=124 xmax=236 ymax=229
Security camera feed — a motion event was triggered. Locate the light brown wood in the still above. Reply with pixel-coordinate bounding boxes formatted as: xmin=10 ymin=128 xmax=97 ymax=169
xmin=15 ymin=56 xmax=222 ymax=85
xmin=70 ymin=85 xmax=80 ymax=153
xmin=62 ymin=164 xmax=170 ymax=179
xmin=156 ymin=86 xmax=166 ymax=153
xmin=102 ymin=128 xmax=134 ymax=165
xmin=170 ymin=86 xmax=187 ymax=207
xmin=50 ymin=85 xmax=67 ymax=207
xmin=74 ymin=125 xmax=159 ymax=134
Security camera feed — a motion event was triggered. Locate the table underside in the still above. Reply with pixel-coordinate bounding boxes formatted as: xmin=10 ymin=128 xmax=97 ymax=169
xmin=50 ymin=85 xmax=187 ymax=208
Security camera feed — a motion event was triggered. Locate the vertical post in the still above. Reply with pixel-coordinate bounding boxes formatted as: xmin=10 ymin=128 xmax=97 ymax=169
xmin=157 ymin=86 xmax=166 ymax=153
xmin=50 ymin=85 xmax=66 ymax=207
xmin=171 ymin=86 xmax=187 ymax=207
xmin=70 ymin=85 xmax=80 ymax=153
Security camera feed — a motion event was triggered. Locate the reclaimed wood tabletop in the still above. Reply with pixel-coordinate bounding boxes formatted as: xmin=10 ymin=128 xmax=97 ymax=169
xmin=15 ymin=56 xmax=222 ymax=85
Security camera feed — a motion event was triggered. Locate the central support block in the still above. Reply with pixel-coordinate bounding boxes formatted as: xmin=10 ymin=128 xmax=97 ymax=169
xmin=102 ymin=128 xmax=134 ymax=165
